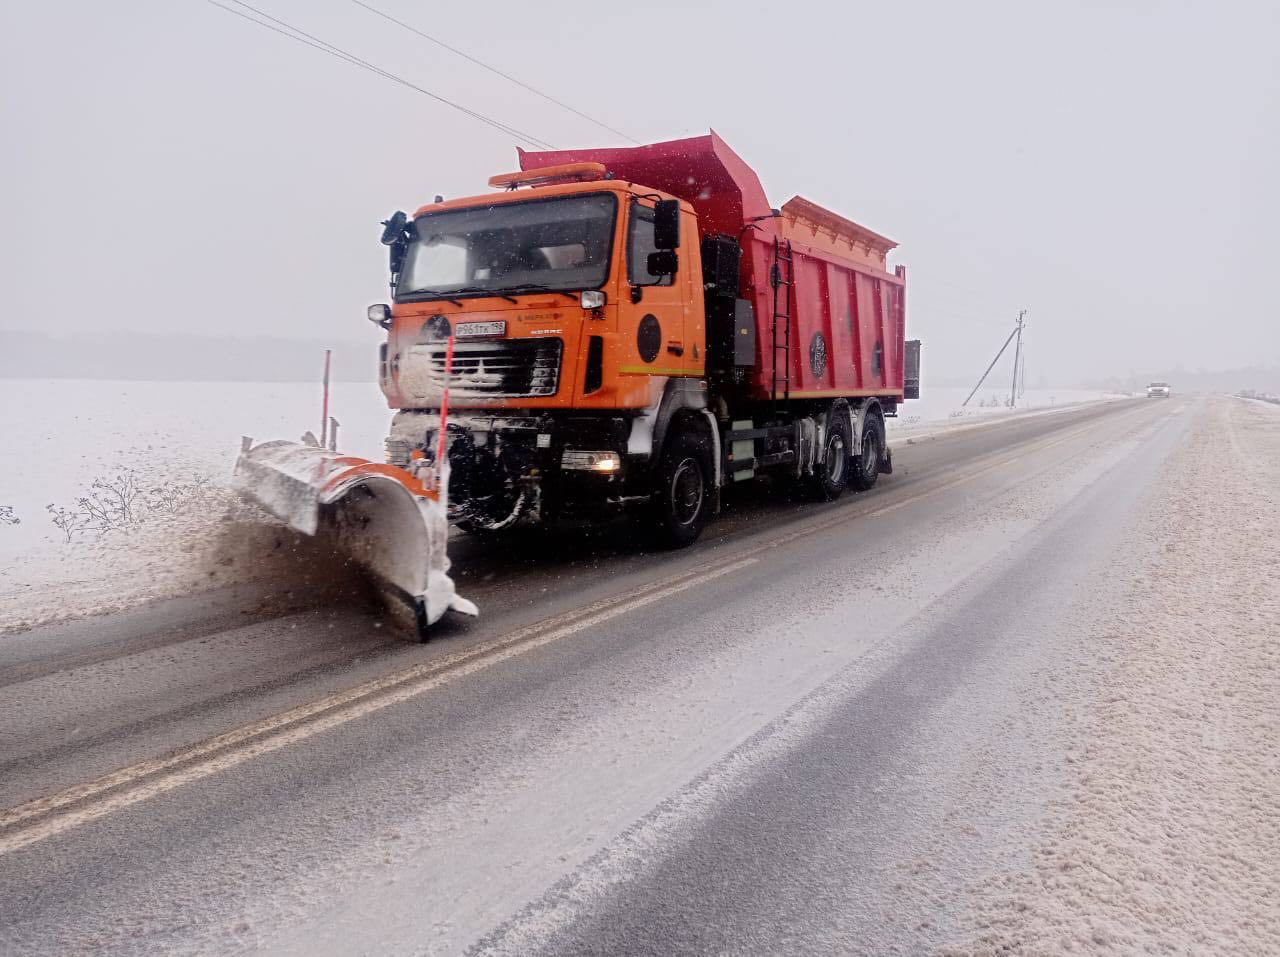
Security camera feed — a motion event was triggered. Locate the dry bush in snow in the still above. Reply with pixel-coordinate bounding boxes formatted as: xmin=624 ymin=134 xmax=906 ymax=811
xmin=46 ymin=471 xmax=225 ymax=542
xmin=78 ymin=472 xmax=143 ymax=529
xmin=46 ymin=504 xmax=89 ymax=543
xmin=145 ymin=476 xmax=212 ymax=514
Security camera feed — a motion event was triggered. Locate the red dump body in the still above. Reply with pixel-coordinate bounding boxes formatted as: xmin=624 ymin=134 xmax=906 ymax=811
xmin=520 ymin=133 xmax=906 ymax=404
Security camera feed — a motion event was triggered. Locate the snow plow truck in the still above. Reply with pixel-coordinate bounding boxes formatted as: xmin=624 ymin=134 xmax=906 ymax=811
xmin=235 ymin=132 xmax=919 ymax=636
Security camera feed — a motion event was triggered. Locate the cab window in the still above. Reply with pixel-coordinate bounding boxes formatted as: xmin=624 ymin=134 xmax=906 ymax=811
xmin=627 ymin=202 xmax=675 ymax=287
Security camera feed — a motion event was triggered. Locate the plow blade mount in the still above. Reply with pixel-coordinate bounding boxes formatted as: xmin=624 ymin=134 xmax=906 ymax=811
xmin=232 ymin=439 xmax=477 ymax=638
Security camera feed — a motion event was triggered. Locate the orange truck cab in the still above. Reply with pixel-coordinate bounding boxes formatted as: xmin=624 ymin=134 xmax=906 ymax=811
xmin=370 ymin=133 xmax=918 ymax=545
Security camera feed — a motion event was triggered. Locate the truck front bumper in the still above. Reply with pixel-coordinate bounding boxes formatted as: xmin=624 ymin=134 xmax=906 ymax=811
xmin=388 ymin=410 xmax=652 ymax=524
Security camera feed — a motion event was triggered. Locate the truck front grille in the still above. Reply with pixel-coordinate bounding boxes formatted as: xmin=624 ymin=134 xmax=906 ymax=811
xmin=411 ymin=338 xmax=563 ymax=400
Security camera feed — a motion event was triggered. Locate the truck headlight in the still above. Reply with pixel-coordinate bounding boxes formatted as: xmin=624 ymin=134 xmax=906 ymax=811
xmin=561 ymin=450 xmax=621 ymax=472
xmin=580 ymin=290 xmax=606 ymax=310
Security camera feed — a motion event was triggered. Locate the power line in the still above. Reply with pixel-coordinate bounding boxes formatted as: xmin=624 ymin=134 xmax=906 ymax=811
xmin=346 ymin=0 xmax=638 ymax=145
xmin=205 ymin=0 xmax=557 ymax=149
xmin=218 ymin=0 xmax=555 ymax=148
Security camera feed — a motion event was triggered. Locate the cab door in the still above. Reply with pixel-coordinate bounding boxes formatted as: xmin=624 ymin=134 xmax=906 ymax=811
xmin=617 ymin=198 xmax=700 ymax=382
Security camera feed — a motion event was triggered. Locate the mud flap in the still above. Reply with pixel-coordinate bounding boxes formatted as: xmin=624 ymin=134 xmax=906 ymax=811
xmin=880 ymin=445 xmax=894 ymax=475
xmin=232 ymin=439 xmax=477 ymax=638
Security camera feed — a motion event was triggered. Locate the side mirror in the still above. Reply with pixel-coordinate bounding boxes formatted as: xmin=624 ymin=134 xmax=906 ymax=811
xmin=653 ymin=199 xmax=680 ymax=250
xmin=647 ymin=250 xmax=678 ymax=277
xmin=380 ymin=210 xmax=409 ymax=246
xmin=381 ymin=211 xmax=414 ymax=281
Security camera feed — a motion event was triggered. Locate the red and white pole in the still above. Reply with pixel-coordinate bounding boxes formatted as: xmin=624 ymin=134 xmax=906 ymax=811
xmin=435 ymin=336 xmax=455 ymax=468
xmin=320 ymin=348 xmax=332 ymax=449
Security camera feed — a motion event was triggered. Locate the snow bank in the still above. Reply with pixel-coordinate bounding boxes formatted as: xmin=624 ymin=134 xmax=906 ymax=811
xmin=888 ymin=388 xmax=1124 ymax=445
xmin=890 ymin=386 xmax=1118 ymax=432
xmin=947 ymin=397 xmax=1280 ymax=954
xmin=0 ymin=482 xmax=379 ymax=634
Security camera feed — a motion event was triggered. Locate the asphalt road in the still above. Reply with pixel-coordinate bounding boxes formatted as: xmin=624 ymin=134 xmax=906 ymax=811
xmin=0 ymin=397 xmax=1191 ymax=955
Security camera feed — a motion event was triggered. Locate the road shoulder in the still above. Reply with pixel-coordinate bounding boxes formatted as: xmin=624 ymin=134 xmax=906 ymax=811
xmin=946 ymin=397 xmax=1280 ymax=954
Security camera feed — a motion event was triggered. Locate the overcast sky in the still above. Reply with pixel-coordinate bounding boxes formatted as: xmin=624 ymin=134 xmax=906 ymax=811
xmin=3 ymin=0 xmax=1277 ymax=385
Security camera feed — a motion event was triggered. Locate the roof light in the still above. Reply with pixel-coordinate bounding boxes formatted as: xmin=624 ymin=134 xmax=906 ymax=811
xmin=488 ymin=162 xmax=608 ymax=190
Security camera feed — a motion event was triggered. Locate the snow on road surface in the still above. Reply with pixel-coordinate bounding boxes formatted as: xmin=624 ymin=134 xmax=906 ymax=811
xmin=946 ymin=397 xmax=1280 ymax=955
xmin=451 ymin=398 xmax=1276 ymax=957
xmin=0 ymin=397 xmax=1274 ymax=955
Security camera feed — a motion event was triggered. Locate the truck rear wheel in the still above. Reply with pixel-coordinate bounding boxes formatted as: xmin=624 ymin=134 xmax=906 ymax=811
xmin=808 ymin=413 xmax=852 ymax=501
xmin=652 ymin=428 xmax=711 ymax=548
xmin=850 ymin=413 xmax=885 ymax=491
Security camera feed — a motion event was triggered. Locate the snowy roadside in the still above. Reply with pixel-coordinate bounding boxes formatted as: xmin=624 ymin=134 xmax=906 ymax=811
xmin=885 ymin=386 xmax=1124 ymax=441
xmin=0 ymin=481 xmax=346 ymax=636
xmin=887 ymin=395 xmax=1128 ymax=445
xmin=946 ymin=396 xmax=1280 ymax=954
xmin=0 ymin=378 xmax=394 ymax=635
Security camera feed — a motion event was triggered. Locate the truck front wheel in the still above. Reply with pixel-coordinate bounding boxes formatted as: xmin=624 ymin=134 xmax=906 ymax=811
xmin=850 ymin=413 xmax=885 ymax=491
xmin=652 ymin=428 xmax=711 ymax=548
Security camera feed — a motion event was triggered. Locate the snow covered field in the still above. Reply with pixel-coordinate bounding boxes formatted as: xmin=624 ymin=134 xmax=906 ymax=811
xmin=0 ymin=378 xmax=393 ymax=631
xmin=0 ymin=378 xmax=389 ymax=555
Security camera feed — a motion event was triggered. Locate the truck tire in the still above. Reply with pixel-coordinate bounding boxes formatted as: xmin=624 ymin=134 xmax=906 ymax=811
xmin=808 ymin=412 xmax=852 ymax=501
xmin=850 ymin=412 xmax=885 ymax=491
xmin=652 ymin=427 xmax=712 ymax=548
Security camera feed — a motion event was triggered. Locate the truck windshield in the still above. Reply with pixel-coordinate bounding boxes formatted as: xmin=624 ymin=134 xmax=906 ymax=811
xmin=397 ymin=193 xmax=616 ymax=300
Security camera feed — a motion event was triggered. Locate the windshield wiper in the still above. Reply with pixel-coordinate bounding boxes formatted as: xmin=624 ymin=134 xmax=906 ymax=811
xmin=401 ymin=290 xmax=464 ymax=306
xmin=444 ymin=286 xmax=519 ymax=304
xmin=505 ymin=284 xmax=579 ymax=302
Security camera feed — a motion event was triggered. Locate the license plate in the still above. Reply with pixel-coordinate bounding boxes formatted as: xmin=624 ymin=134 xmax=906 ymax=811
xmin=455 ymin=320 xmax=506 ymax=338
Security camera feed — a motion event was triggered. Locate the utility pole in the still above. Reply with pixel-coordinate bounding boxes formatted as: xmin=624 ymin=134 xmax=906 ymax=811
xmin=963 ymin=310 xmax=1026 ymax=407
xmin=1009 ymin=311 xmax=1025 ymax=407
xmin=1018 ymin=336 xmax=1027 ymax=399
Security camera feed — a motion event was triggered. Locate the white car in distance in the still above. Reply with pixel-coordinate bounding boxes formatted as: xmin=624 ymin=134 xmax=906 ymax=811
xmin=1147 ymin=381 xmax=1171 ymax=398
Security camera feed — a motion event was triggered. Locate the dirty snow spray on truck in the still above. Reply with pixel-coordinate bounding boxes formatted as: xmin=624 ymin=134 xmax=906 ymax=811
xmin=233 ymin=132 xmax=918 ymax=638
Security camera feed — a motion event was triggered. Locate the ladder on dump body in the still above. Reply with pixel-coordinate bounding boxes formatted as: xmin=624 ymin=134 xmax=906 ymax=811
xmin=770 ymin=238 xmax=795 ymax=402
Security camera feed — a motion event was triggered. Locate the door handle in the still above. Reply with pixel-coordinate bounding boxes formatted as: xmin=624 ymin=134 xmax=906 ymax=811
xmin=666 ymin=341 xmax=684 ymax=357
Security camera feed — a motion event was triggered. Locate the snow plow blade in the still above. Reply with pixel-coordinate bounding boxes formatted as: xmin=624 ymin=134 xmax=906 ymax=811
xmin=231 ymin=439 xmax=477 ymax=638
